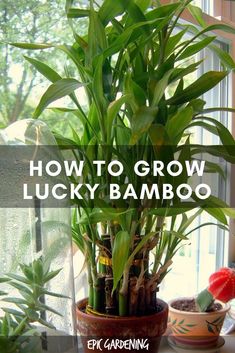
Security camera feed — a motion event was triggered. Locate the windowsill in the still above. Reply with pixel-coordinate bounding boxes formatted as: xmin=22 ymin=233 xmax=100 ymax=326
xmin=159 ymin=334 xmax=235 ymax=353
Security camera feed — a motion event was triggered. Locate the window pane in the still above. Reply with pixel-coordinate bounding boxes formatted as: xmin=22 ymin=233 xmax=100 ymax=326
xmin=192 ymin=0 xmax=214 ymax=16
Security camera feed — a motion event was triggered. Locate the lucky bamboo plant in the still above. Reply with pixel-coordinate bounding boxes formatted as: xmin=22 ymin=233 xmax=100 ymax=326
xmin=11 ymin=0 xmax=235 ymax=317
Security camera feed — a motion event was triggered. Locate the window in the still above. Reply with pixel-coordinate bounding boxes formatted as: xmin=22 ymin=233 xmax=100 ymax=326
xmin=159 ymin=34 xmax=232 ymax=301
xmin=192 ymin=0 xmax=214 ymax=16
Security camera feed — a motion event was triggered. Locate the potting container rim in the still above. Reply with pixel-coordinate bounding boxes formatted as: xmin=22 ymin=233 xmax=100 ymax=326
xmin=76 ymin=298 xmax=168 ymax=322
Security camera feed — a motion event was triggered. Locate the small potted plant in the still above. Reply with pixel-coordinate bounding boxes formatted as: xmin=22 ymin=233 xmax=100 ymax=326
xmin=168 ymin=267 xmax=235 ymax=350
xmin=10 ymin=0 xmax=235 ymax=352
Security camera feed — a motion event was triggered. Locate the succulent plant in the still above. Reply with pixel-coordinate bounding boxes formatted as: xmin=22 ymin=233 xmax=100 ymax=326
xmin=0 ymin=258 xmax=65 ymax=353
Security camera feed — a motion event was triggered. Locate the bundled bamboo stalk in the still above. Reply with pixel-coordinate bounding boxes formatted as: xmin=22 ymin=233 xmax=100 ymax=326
xmin=105 ymin=276 xmax=117 ymax=315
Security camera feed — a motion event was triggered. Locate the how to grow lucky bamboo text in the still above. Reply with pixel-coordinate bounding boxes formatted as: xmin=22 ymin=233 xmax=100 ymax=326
xmin=23 ymin=159 xmax=211 ymax=202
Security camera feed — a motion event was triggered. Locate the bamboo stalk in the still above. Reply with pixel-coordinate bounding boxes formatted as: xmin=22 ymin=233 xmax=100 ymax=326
xmin=138 ymin=285 xmax=146 ymax=315
xmin=88 ymin=284 xmax=94 ymax=308
xmin=105 ymin=276 xmax=117 ymax=315
xmin=129 ymin=277 xmax=138 ymax=316
xmin=119 ymin=266 xmax=130 ymax=316
xmin=119 ymin=291 xmax=128 ymax=317
xmin=93 ymin=276 xmax=105 ymax=313
xmin=145 ymin=279 xmax=151 ymax=313
xmin=150 ymin=286 xmax=157 ymax=312
xmin=88 ymin=267 xmax=94 ymax=308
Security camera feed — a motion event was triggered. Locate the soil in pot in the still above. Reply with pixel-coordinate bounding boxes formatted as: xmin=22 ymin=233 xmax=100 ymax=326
xmin=171 ymin=298 xmax=222 ymax=312
xmin=76 ymin=298 xmax=168 ymax=353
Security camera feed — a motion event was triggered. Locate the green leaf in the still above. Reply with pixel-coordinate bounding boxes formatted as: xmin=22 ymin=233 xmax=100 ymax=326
xmin=194 ymin=116 xmax=235 ymax=147
xmin=193 ymin=193 xmax=231 ymax=223
xmin=178 ymin=209 xmax=203 ymax=234
xmin=32 ymin=259 xmax=44 ymax=283
xmin=112 ymin=231 xmax=130 ymax=292
xmin=170 ymin=59 xmax=204 ymax=83
xmin=209 ymin=44 xmax=235 ymax=70
xmin=201 ymin=107 xmax=235 ymax=115
xmin=164 ymin=230 xmax=188 ymax=240
xmin=191 ymin=145 xmax=235 ymax=163
xmin=12 ymin=317 xmax=27 ymax=336
xmin=204 ymin=208 xmax=228 ymax=225
xmin=166 ymin=106 xmax=193 ymax=144
xmin=195 ymin=23 xmax=235 ymax=41
xmin=152 ymin=69 xmax=174 ymax=106
xmin=10 ymin=42 xmax=53 ymax=50
xmin=67 ymin=8 xmax=90 ymax=18
xmin=5 ymin=273 xmax=30 ymax=285
xmin=44 ymin=269 xmax=62 ymax=283
xmin=130 ymin=106 xmax=158 ymax=145
xmin=41 ymin=289 xmax=69 ymax=298
xmin=203 ymin=195 xmax=231 ymax=209
xmin=3 ymin=297 xmax=28 ymax=305
xmin=38 ymin=318 xmax=55 ymax=330
xmin=177 ymin=36 xmax=216 ymax=61
xmin=33 ymin=78 xmax=82 ymax=118
xmin=0 ymin=278 xmax=10 ymax=283
xmin=78 ymin=210 xmax=119 ymax=225
xmin=99 ymin=0 xmax=124 ymax=26
xmin=167 ymin=71 xmax=228 ymax=106
xmin=38 ymin=303 xmax=62 ymax=317
xmin=24 ymin=56 xmax=61 ymax=82
xmin=146 ymin=3 xmax=180 ymax=22
xmin=102 ymin=14 xmax=178 ymax=60
xmin=187 ymin=99 xmax=206 ymax=114
xmin=107 ymin=95 xmax=131 ymax=142
xmin=119 ymin=0 xmax=147 ymax=25
xmin=1 ymin=315 xmax=9 ymax=336
xmin=188 ymin=121 xmax=218 ymax=136
xmin=135 ymin=0 xmax=151 ymax=12
xmin=165 ymin=29 xmax=187 ymax=57
xmin=185 ymin=222 xmax=229 ymax=237
xmin=2 ymin=308 xmax=24 ymax=317
xmin=88 ymin=4 xmax=107 ymax=65
xmin=148 ymin=124 xmax=171 ymax=150
xmin=24 ymin=309 xmax=39 ymax=321
xmin=149 ymin=204 xmax=200 ymax=217
xmin=8 ymin=282 xmax=32 ymax=296
xmin=223 ymin=208 xmax=235 ymax=219
xmin=188 ymin=4 xmax=206 ymax=27
xmin=92 ymin=55 xmax=106 ymax=111
xmin=203 ymin=160 xmax=226 ymax=179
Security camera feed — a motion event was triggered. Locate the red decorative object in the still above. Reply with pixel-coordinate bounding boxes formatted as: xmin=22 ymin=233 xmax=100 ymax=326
xmin=208 ymin=267 xmax=235 ymax=303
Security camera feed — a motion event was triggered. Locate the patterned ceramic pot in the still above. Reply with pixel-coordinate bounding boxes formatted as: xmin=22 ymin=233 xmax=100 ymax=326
xmin=168 ymin=297 xmax=230 ymax=349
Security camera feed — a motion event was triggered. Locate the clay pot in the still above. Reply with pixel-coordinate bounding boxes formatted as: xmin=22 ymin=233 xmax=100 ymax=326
xmin=76 ymin=298 xmax=168 ymax=353
xmin=168 ymin=297 xmax=230 ymax=349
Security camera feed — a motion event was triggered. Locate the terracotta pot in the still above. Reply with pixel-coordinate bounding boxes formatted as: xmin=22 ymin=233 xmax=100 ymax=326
xmin=168 ymin=297 xmax=230 ymax=349
xmin=76 ymin=298 xmax=168 ymax=353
